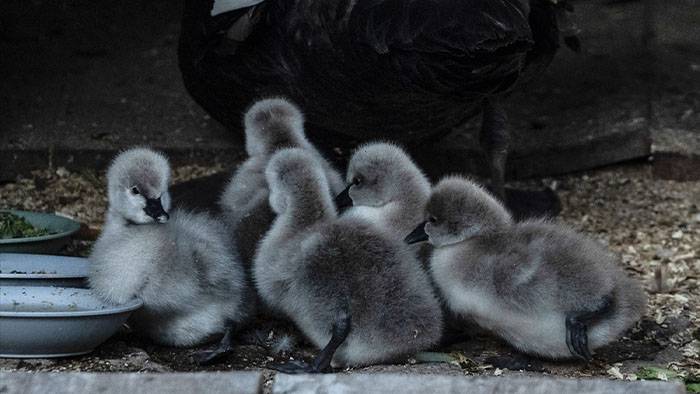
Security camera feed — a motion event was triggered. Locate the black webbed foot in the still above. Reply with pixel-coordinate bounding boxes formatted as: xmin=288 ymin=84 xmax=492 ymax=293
xmin=269 ymin=359 xmax=330 ymax=374
xmin=565 ymin=296 xmax=614 ymax=361
xmin=566 ymin=315 xmax=592 ymax=361
xmin=272 ymin=311 xmax=351 ymax=374
xmin=193 ymin=323 xmax=237 ymax=365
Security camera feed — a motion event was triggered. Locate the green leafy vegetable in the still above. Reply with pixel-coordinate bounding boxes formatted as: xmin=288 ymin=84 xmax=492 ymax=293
xmin=637 ymin=366 xmax=679 ymax=381
xmin=687 ymin=374 xmax=700 ymax=393
xmin=0 ymin=212 xmax=54 ymax=239
xmin=637 ymin=366 xmax=700 ymax=392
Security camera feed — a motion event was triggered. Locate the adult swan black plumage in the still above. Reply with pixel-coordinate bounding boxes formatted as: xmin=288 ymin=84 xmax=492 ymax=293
xmin=178 ymin=0 xmax=576 ymax=213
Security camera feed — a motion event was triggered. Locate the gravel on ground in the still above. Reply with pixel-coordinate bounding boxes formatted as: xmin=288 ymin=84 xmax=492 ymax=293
xmin=0 ymin=161 xmax=697 ymax=390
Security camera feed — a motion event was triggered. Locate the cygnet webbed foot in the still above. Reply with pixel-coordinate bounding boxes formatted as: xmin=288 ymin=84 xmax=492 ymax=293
xmin=565 ymin=296 xmax=614 ymax=361
xmin=269 ymin=359 xmax=322 ymax=374
xmin=272 ymin=313 xmax=351 ymax=374
xmin=193 ymin=324 xmax=237 ymax=365
xmin=565 ymin=315 xmax=591 ymax=361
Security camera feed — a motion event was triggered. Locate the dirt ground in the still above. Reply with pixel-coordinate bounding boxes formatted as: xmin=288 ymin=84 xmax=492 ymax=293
xmin=0 ymin=161 xmax=698 ymax=388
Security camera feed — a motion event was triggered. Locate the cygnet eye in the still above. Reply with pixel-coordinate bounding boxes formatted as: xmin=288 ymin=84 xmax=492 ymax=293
xmin=428 ymin=216 xmax=438 ymax=223
xmin=353 ymin=176 xmax=363 ymax=186
xmin=131 ymin=187 xmax=140 ymax=195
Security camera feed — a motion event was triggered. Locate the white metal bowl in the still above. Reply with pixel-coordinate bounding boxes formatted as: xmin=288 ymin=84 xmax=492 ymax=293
xmin=0 ymin=253 xmax=89 ymax=287
xmin=0 ymin=286 xmax=142 ymax=358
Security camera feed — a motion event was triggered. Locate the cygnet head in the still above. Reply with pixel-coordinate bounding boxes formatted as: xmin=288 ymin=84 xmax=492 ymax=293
xmin=244 ymin=97 xmax=310 ymax=157
xmin=106 ymin=147 xmax=172 ymax=224
xmin=406 ymin=176 xmax=513 ymax=247
xmin=264 ymin=148 xmax=334 ymax=216
xmin=336 ymin=142 xmax=430 ymax=209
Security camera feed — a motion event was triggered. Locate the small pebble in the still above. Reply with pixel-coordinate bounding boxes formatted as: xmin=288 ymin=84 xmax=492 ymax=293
xmin=56 ymin=167 xmax=70 ymax=178
xmin=655 ymin=248 xmax=673 ymax=260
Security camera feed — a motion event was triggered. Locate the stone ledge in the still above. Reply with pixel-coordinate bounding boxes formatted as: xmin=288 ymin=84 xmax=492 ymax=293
xmin=273 ymin=374 xmax=686 ymax=394
xmin=0 ymin=371 xmax=686 ymax=394
xmin=0 ymin=372 xmax=263 ymax=394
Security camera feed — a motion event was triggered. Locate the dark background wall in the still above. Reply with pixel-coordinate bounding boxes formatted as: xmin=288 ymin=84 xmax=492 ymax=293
xmin=0 ymin=0 xmax=698 ymax=181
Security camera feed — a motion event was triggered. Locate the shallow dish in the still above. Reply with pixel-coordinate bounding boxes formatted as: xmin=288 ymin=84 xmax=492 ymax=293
xmin=0 ymin=253 xmax=90 ymax=287
xmin=0 ymin=210 xmax=81 ymax=254
xmin=0 ymin=286 xmax=142 ymax=358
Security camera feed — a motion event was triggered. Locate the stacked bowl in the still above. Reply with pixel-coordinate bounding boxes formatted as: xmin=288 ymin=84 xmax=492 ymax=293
xmin=0 ymin=210 xmax=142 ymax=358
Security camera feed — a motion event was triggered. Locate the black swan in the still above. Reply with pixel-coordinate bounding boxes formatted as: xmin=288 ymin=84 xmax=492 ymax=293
xmin=178 ymin=0 xmax=577 ymax=215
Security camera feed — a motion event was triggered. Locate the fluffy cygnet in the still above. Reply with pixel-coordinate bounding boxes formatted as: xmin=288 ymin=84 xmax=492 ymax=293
xmin=406 ymin=176 xmax=647 ymax=360
xmin=254 ymin=148 xmax=443 ymax=373
xmin=335 ymin=142 xmax=431 ymax=236
xmin=219 ymin=97 xmax=343 ymax=266
xmin=89 ymin=147 xmax=250 ymax=364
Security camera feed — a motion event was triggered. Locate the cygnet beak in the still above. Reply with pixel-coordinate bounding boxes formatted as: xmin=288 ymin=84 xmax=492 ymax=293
xmin=404 ymin=221 xmax=429 ymax=244
xmin=144 ymin=197 xmax=169 ymax=224
xmin=334 ymin=184 xmax=354 ymax=212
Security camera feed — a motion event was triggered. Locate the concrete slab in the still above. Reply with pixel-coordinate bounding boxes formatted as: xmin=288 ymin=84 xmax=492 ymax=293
xmin=0 ymin=371 xmax=264 ymax=394
xmin=2 ymin=0 xmax=684 ymax=181
xmin=272 ymin=374 xmax=686 ymax=394
xmin=0 ymin=371 xmax=686 ymax=394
